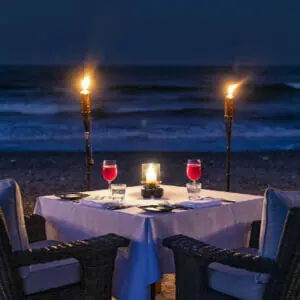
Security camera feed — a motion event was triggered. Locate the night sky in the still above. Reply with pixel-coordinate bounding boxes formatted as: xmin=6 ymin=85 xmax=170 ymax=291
xmin=1 ymin=0 xmax=300 ymax=65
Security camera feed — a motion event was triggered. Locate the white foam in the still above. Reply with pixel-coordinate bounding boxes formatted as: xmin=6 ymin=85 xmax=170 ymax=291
xmin=0 ymin=102 xmax=79 ymax=115
xmin=0 ymin=121 xmax=299 ymax=142
xmin=286 ymin=82 xmax=300 ymax=89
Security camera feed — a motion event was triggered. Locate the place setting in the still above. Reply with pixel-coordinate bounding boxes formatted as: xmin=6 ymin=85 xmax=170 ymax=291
xmin=54 ymin=192 xmax=89 ymax=202
xmin=57 ymin=158 xmax=231 ymax=214
xmin=138 ymin=160 xmax=232 ymax=213
xmin=79 ymin=160 xmax=133 ymax=210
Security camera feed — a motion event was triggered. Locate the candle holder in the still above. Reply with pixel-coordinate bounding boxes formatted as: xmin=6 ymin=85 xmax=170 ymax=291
xmin=141 ymin=163 xmax=164 ymax=199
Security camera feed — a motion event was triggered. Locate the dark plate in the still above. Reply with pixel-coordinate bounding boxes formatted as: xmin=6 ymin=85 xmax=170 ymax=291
xmin=139 ymin=204 xmax=174 ymax=213
xmin=55 ymin=192 xmax=90 ymax=201
xmin=173 ymin=204 xmax=194 ymax=210
xmin=106 ymin=204 xmax=131 ymax=210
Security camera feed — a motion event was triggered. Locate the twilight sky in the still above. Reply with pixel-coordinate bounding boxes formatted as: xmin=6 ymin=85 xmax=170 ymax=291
xmin=1 ymin=0 xmax=300 ymax=65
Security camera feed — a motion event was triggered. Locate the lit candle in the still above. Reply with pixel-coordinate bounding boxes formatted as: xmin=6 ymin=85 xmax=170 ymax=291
xmin=141 ymin=163 xmax=163 ymax=198
xmin=225 ymin=83 xmax=238 ymax=118
xmin=146 ymin=164 xmax=157 ymax=184
xmin=80 ymin=76 xmax=91 ymax=114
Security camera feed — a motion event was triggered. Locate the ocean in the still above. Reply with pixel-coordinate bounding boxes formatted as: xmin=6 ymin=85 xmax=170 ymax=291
xmin=0 ymin=65 xmax=300 ymax=152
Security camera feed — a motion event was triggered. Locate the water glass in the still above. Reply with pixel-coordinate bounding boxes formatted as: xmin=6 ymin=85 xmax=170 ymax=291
xmin=111 ymin=184 xmax=127 ymax=203
xmin=186 ymin=183 xmax=202 ymax=200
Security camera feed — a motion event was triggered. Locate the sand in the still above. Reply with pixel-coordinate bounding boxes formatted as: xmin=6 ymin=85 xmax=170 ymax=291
xmin=1 ymin=150 xmax=299 ymax=299
xmin=2 ymin=150 xmax=299 ymax=214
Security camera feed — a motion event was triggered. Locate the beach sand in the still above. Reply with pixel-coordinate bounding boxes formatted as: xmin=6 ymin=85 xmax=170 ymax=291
xmin=1 ymin=150 xmax=299 ymax=299
xmin=2 ymin=150 xmax=299 ymax=214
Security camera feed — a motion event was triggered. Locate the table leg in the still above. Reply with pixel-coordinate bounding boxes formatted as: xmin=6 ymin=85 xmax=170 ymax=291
xmin=150 ymin=281 xmax=162 ymax=300
xmin=150 ymin=283 xmax=156 ymax=300
xmin=155 ymin=281 xmax=162 ymax=293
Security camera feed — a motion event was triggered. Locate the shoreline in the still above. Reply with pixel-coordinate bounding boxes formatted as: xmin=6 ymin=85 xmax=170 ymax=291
xmin=0 ymin=150 xmax=299 ymax=215
xmin=1 ymin=149 xmax=300 ymax=153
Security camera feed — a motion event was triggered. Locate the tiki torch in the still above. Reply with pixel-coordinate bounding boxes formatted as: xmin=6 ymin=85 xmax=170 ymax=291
xmin=80 ymin=76 xmax=94 ymax=190
xmin=224 ymin=83 xmax=238 ymax=192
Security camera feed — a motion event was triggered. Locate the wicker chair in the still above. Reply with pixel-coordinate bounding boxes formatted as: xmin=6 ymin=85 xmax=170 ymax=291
xmin=164 ymin=206 xmax=300 ymax=300
xmin=0 ymin=208 xmax=130 ymax=300
xmin=0 ymin=179 xmax=130 ymax=299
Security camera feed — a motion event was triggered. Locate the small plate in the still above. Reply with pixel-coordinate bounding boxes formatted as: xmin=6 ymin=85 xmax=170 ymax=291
xmin=55 ymin=192 xmax=89 ymax=201
xmin=106 ymin=204 xmax=131 ymax=210
xmin=139 ymin=205 xmax=174 ymax=213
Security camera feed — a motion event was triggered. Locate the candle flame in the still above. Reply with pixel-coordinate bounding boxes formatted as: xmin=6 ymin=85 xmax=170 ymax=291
xmin=146 ymin=164 xmax=157 ymax=183
xmin=226 ymin=83 xmax=238 ymax=99
xmin=81 ymin=76 xmax=91 ymax=94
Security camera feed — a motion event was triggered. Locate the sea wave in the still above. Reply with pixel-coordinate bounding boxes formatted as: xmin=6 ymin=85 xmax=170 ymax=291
xmin=108 ymin=84 xmax=199 ymax=94
xmin=93 ymin=107 xmax=223 ymax=119
xmin=286 ymin=82 xmax=300 ymax=89
xmin=2 ymin=100 xmax=300 ymax=120
xmin=0 ymin=98 xmax=220 ymax=116
xmin=106 ymin=101 xmax=219 ymax=114
xmin=0 ymin=103 xmax=79 ymax=115
xmin=1 ymin=123 xmax=300 ymax=141
xmin=253 ymin=82 xmax=300 ymax=93
xmin=112 ymin=82 xmax=300 ymax=95
xmin=0 ymin=80 xmax=300 ymax=97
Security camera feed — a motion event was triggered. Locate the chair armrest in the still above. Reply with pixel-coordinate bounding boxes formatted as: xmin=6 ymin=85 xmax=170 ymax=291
xmin=13 ymin=233 xmax=130 ymax=299
xmin=249 ymin=220 xmax=261 ymax=249
xmin=25 ymin=214 xmax=46 ymax=243
xmin=12 ymin=233 xmax=130 ymax=266
xmin=164 ymin=234 xmax=276 ymax=274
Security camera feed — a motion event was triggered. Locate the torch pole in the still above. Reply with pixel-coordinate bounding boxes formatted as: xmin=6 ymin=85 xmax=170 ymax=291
xmin=82 ymin=114 xmax=94 ymax=190
xmin=224 ymin=93 xmax=234 ymax=192
xmin=225 ymin=116 xmax=233 ymax=192
xmin=81 ymin=92 xmax=94 ymax=190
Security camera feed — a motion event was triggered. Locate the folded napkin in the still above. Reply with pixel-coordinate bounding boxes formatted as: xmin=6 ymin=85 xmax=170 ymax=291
xmin=80 ymin=196 xmax=115 ymax=209
xmin=136 ymin=199 xmax=169 ymax=207
xmin=177 ymin=197 xmax=222 ymax=209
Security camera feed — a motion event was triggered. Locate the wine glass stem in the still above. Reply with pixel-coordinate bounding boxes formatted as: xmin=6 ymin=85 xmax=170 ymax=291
xmin=193 ymin=180 xmax=196 ymax=186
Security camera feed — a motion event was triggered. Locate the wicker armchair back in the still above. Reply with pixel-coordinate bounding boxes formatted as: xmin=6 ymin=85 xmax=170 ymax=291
xmin=264 ymin=207 xmax=300 ymax=299
xmin=164 ymin=207 xmax=300 ymax=300
xmin=0 ymin=209 xmax=23 ymax=299
xmin=0 ymin=207 xmax=130 ymax=300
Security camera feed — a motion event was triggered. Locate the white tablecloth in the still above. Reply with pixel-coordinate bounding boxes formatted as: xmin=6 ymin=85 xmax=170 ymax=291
xmin=34 ymin=185 xmax=263 ymax=300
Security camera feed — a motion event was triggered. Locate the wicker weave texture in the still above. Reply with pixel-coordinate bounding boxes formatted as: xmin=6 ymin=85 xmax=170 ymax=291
xmin=164 ymin=208 xmax=300 ymax=300
xmin=0 ymin=209 xmax=130 ymax=300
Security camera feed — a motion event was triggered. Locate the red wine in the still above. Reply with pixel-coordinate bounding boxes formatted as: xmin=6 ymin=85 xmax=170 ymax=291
xmin=186 ymin=164 xmax=202 ymax=182
xmin=102 ymin=166 xmax=118 ymax=182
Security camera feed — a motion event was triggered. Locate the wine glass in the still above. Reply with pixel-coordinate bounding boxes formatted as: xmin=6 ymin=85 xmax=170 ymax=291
xmin=102 ymin=160 xmax=118 ymax=197
xmin=186 ymin=159 xmax=202 ymax=184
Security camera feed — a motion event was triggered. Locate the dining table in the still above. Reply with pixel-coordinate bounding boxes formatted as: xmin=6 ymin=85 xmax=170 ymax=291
xmin=34 ymin=185 xmax=263 ymax=300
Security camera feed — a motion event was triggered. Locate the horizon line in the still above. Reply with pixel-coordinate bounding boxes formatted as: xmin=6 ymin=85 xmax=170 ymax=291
xmin=0 ymin=63 xmax=300 ymax=68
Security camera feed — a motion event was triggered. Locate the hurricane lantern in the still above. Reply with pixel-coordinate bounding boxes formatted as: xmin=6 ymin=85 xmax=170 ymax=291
xmin=141 ymin=163 xmax=163 ymax=198
xmin=142 ymin=163 xmax=160 ymax=185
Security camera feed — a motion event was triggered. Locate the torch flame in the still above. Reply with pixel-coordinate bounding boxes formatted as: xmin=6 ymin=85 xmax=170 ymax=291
xmin=226 ymin=83 xmax=238 ymax=99
xmin=81 ymin=76 xmax=91 ymax=94
xmin=146 ymin=164 xmax=157 ymax=183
